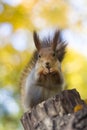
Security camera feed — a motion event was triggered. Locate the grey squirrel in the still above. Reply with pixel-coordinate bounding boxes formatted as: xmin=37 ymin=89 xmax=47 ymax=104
xmin=20 ymin=29 xmax=67 ymax=111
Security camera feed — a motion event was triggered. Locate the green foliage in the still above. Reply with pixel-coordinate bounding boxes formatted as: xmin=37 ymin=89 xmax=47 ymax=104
xmin=0 ymin=4 xmax=34 ymax=30
xmin=63 ymin=48 xmax=87 ymax=99
xmin=0 ymin=44 xmax=31 ymax=88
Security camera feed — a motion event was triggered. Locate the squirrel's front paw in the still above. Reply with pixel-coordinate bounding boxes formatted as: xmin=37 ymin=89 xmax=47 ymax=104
xmin=35 ymin=67 xmax=49 ymax=78
xmin=43 ymin=68 xmax=49 ymax=75
xmin=50 ymin=68 xmax=58 ymax=74
xmin=37 ymin=68 xmax=49 ymax=75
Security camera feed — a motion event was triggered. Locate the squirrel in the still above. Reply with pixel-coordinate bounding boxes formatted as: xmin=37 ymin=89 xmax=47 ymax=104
xmin=20 ymin=29 xmax=67 ymax=111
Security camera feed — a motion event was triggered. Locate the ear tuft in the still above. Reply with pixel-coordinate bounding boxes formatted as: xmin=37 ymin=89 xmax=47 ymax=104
xmin=33 ymin=31 xmax=41 ymax=51
xmin=52 ymin=30 xmax=61 ymax=50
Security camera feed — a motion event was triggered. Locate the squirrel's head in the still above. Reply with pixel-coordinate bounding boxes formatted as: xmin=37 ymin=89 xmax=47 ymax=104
xmin=33 ymin=30 xmax=67 ymax=71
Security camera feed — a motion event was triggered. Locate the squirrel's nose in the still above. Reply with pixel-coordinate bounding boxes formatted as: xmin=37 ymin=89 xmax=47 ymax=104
xmin=45 ymin=62 xmax=50 ymax=68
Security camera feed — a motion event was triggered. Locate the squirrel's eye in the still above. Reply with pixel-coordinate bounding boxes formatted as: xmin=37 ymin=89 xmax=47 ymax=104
xmin=38 ymin=54 xmax=41 ymax=58
xmin=52 ymin=53 xmax=56 ymax=57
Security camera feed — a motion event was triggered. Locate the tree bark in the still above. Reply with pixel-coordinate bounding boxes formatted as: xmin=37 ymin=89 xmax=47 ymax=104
xmin=21 ymin=89 xmax=87 ymax=130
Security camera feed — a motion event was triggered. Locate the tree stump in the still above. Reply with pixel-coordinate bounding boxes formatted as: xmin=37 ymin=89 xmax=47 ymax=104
xmin=21 ymin=89 xmax=87 ymax=130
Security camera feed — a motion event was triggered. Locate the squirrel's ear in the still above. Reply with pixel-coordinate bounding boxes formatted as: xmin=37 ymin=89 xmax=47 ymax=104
xmin=33 ymin=31 xmax=41 ymax=51
xmin=57 ymin=42 xmax=67 ymax=62
xmin=52 ymin=30 xmax=60 ymax=50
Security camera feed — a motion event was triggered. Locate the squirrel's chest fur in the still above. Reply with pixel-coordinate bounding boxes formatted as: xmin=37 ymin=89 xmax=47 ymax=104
xmin=25 ymin=68 xmax=64 ymax=109
xmin=26 ymin=67 xmax=64 ymax=94
xmin=37 ymin=72 xmax=64 ymax=91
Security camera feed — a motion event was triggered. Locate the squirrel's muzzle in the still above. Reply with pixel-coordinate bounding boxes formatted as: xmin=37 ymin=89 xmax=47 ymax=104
xmin=45 ymin=62 xmax=50 ymax=69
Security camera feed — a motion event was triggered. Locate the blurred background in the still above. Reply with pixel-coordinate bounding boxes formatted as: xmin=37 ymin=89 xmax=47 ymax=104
xmin=0 ymin=0 xmax=87 ymax=130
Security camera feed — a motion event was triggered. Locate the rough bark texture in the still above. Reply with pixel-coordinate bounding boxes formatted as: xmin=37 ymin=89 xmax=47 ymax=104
xmin=65 ymin=106 xmax=87 ymax=130
xmin=21 ymin=89 xmax=87 ymax=130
